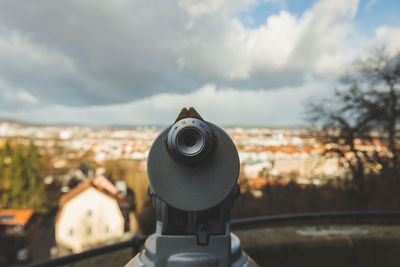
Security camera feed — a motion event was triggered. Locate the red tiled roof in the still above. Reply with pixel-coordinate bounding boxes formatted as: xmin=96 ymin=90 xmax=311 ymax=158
xmin=0 ymin=209 xmax=34 ymax=226
xmin=245 ymin=178 xmax=289 ymax=189
xmin=93 ymin=175 xmax=119 ymax=195
xmin=245 ymin=146 xmax=314 ymax=154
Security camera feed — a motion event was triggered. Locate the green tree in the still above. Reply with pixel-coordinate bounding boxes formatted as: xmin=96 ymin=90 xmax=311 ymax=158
xmin=9 ymin=146 xmax=26 ymax=208
xmin=0 ymin=140 xmax=13 ymax=207
xmin=0 ymin=140 xmax=46 ymax=211
xmin=25 ymin=141 xmax=45 ymax=211
xmin=0 ymin=139 xmax=12 ymax=171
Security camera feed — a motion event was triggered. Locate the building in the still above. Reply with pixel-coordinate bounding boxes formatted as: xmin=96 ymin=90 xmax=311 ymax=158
xmin=55 ymin=175 xmax=137 ymax=255
xmin=0 ymin=209 xmax=35 ymax=264
xmin=0 ymin=209 xmax=34 ymax=235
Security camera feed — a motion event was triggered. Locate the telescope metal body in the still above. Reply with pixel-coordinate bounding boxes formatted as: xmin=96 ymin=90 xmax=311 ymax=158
xmin=125 ymin=233 xmax=255 ymax=266
xmin=125 ymin=108 xmax=258 ymax=267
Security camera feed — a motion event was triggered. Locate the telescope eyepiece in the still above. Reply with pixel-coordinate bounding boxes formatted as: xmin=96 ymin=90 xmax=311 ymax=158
xmin=148 ymin=108 xmax=240 ymax=211
xmin=167 ymin=118 xmax=213 ymax=164
xmin=176 ymin=126 xmax=204 ymax=156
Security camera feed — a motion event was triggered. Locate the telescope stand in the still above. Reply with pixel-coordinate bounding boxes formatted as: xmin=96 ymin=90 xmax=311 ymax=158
xmin=124 ymin=188 xmax=258 ymax=267
xmin=125 ymin=227 xmax=257 ymax=267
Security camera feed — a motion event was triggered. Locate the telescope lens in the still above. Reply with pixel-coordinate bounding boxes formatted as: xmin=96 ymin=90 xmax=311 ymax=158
xmin=176 ymin=127 xmax=204 ymax=156
xmin=184 ymin=134 xmax=196 ymax=147
xmin=167 ymin=118 xmax=214 ymax=163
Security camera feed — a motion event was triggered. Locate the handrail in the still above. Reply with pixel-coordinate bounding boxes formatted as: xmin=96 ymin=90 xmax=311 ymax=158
xmin=230 ymin=210 xmax=400 ymax=228
xmin=27 ymin=210 xmax=400 ymax=267
xmin=27 ymin=236 xmax=146 ymax=267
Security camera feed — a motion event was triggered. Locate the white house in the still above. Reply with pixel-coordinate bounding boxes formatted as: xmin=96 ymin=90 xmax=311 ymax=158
xmin=55 ymin=175 xmax=137 ymax=255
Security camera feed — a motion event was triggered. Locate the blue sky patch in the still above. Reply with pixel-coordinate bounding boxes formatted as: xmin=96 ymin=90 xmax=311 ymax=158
xmin=238 ymin=0 xmax=400 ymax=37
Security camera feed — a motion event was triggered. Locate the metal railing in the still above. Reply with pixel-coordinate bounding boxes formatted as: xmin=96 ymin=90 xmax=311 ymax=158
xmin=27 ymin=210 xmax=400 ymax=267
xmin=27 ymin=236 xmax=146 ymax=267
xmin=230 ymin=210 xmax=400 ymax=228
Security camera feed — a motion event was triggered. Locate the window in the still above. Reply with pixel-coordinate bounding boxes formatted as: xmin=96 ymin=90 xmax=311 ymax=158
xmin=86 ymin=210 xmax=92 ymax=216
xmin=69 ymin=228 xmax=74 ymax=236
xmin=87 ymin=227 xmax=92 ymax=235
xmin=0 ymin=214 xmax=14 ymax=220
xmin=105 ymin=225 xmax=109 ymax=233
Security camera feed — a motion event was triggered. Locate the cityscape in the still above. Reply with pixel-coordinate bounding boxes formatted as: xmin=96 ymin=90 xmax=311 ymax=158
xmin=0 ymin=120 xmax=352 ymax=191
xmin=0 ymin=119 xmax=387 ymax=184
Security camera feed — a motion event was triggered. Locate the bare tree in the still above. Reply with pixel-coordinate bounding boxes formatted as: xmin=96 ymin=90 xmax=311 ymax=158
xmin=306 ymin=85 xmax=375 ymax=190
xmin=355 ymin=48 xmax=400 ymax=165
xmin=305 ymin=47 xmax=400 ymax=189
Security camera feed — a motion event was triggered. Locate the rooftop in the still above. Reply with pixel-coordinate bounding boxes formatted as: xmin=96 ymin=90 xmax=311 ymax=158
xmin=0 ymin=209 xmax=34 ymax=226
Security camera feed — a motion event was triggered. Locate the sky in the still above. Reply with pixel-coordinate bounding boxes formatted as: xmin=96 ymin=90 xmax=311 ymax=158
xmin=0 ymin=0 xmax=399 ymax=127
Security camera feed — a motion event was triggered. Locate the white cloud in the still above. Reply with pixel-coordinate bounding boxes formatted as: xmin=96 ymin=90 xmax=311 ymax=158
xmin=17 ymin=91 xmax=38 ymax=104
xmin=0 ymin=79 xmax=39 ymax=109
xmin=0 ymin=79 xmax=331 ymax=126
xmin=0 ymin=0 xmax=363 ymax=109
xmin=176 ymin=0 xmax=361 ymax=82
xmin=0 ymin=29 xmax=101 ymax=107
xmin=179 ymin=0 xmax=226 ymax=18
xmin=366 ymin=0 xmax=377 ymax=10
xmin=375 ymin=26 xmax=400 ymax=56
xmin=0 ymin=0 xmax=398 ymax=125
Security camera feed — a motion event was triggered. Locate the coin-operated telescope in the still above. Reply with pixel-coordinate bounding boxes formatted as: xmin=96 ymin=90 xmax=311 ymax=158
xmin=125 ymin=107 xmax=258 ymax=267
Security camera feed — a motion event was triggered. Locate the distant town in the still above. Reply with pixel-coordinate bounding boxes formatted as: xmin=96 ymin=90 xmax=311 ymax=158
xmin=0 ymin=120 xmax=385 ymax=186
